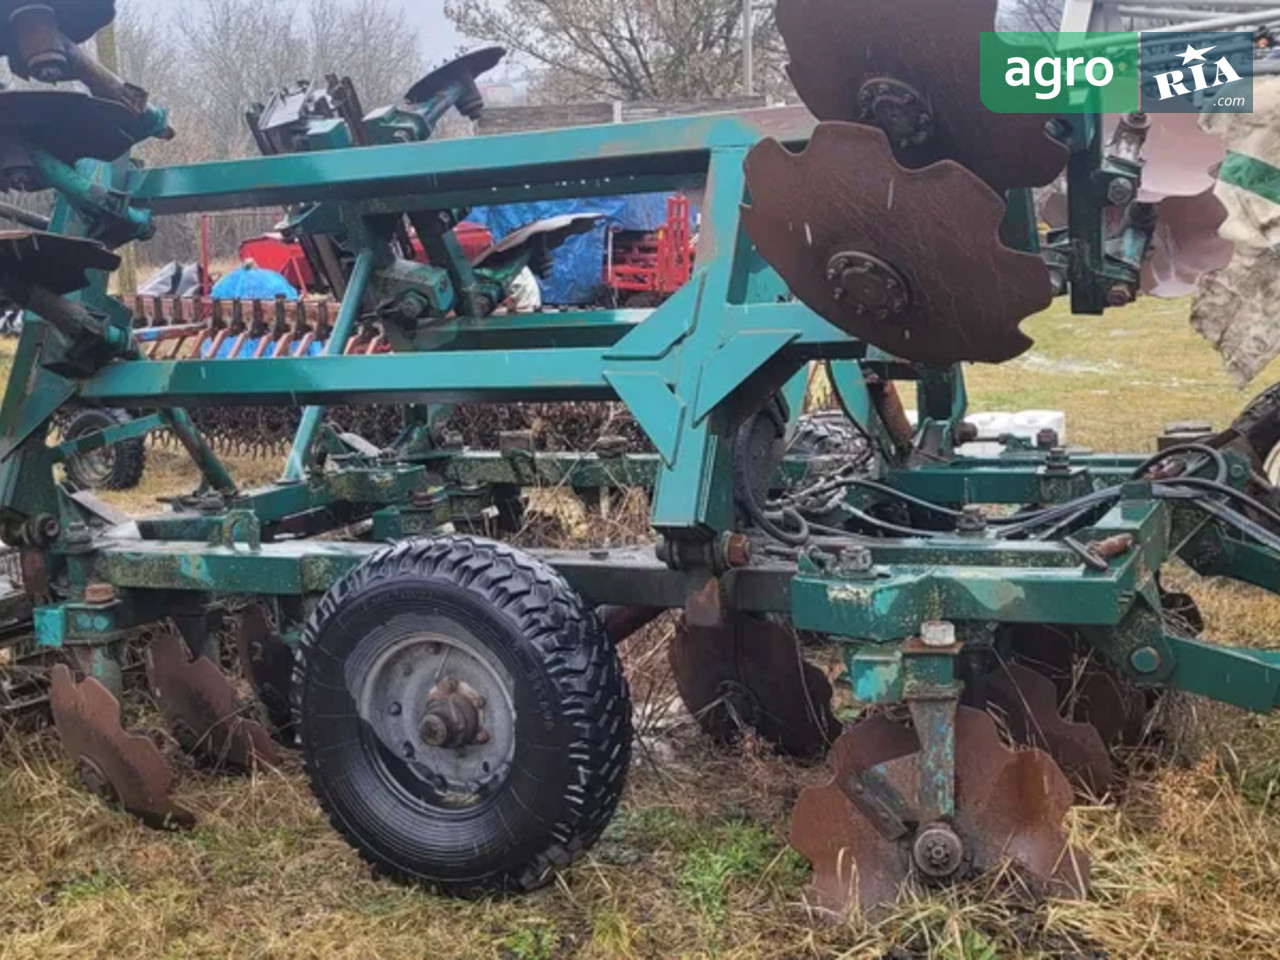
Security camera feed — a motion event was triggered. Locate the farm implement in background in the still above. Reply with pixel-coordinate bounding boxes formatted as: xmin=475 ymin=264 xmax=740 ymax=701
xmin=3 ymin=0 xmax=1280 ymax=920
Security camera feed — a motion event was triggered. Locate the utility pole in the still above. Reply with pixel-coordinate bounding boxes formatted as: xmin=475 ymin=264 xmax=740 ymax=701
xmin=95 ymin=23 xmax=138 ymax=296
xmin=743 ymin=0 xmax=755 ymax=96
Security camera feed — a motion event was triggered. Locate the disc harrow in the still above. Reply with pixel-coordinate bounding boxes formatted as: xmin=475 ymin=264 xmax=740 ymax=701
xmin=776 ymin=0 xmax=1068 ymax=195
xmin=4 ymin=0 xmax=1280 ymax=928
xmin=743 ymin=123 xmax=1052 ymax=365
xmin=790 ymin=707 xmax=1087 ymax=916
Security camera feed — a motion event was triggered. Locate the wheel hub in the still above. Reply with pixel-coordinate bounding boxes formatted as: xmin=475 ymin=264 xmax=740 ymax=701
xmin=912 ymin=821 xmax=966 ymax=880
xmin=358 ymin=630 xmax=515 ymax=797
xmin=419 ymin=679 xmax=484 ymax=749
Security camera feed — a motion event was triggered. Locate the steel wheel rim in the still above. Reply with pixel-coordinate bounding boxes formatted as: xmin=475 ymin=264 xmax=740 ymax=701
xmin=353 ymin=622 xmax=517 ymax=808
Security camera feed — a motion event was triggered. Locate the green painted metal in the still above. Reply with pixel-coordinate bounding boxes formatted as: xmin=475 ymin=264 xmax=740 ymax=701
xmin=5 ymin=63 xmax=1280 ymax=802
xmin=283 ymin=248 xmax=377 ymax=481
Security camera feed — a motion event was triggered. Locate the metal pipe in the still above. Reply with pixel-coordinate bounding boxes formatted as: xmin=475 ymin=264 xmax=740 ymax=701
xmin=743 ymin=0 xmax=754 ymax=96
xmin=160 ymin=408 xmax=238 ymax=497
xmin=1116 ymin=5 xmax=1251 ymax=17
xmin=0 ymin=200 xmax=50 ymax=231
xmin=281 ymin=248 xmax=375 ymax=482
xmin=1145 ymin=7 xmax=1280 ymax=29
xmin=1115 ymin=0 xmax=1280 ymax=7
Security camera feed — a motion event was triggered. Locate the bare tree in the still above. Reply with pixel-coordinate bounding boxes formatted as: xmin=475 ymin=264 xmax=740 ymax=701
xmin=444 ymin=0 xmax=788 ymax=102
xmin=305 ymin=0 xmax=424 ymax=109
xmin=998 ymin=0 xmax=1066 ymax=32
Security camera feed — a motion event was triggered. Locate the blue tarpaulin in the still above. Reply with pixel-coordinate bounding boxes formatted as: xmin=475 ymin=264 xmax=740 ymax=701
xmin=211 ymin=265 xmax=300 ymax=301
xmin=469 ymin=193 xmax=673 ymax=305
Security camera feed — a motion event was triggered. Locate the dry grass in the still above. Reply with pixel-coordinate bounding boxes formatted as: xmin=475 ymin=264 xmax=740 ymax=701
xmin=7 ymin=298 xmax=1280 ymax=958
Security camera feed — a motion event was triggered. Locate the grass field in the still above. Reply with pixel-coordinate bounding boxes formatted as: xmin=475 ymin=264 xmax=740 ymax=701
xmin=6 ymin=299 xmax=1280 ymax=959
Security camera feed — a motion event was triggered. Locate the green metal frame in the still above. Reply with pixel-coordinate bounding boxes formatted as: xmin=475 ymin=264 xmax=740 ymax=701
xmin=5 ymin=78 xmax=1280 ymax=859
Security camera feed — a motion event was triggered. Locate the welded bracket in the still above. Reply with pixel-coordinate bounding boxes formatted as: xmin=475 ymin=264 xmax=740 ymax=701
xmin=903 ymin=625 xmax=962 ymax=822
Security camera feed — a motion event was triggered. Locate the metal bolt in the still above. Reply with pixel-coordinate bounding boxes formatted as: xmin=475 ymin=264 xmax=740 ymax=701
xmin=723 ymin=533 xmax=752 ymax=569
xmin=1106 ymin=284 xmax=1133 ymax=308
xmin=1107 ymin=177 xmax=1135 ymax=206
xmin=420 ymin=712 xmax=450 ymax=747
xmin=920 ymin=620 xmax=957 ymax=648
xmin=439 ymin=677 xmax=459 ymax=695
xmin=475 ymin=730 xmax=491 ymax=744
xmin=840 ymin=545 xmax=874 ymax=576
xmin=83 ymin=583 xmax=117 ymax=606
xmin=956 ymin=506 xmax=987 ymax=535
xmin=1130 ymin=646 xmax=1162 ymax=674
xmin=388 ymin=702 xmax=403 ymax=717
xmin=401 ymin=742 xmax=416 ymax=759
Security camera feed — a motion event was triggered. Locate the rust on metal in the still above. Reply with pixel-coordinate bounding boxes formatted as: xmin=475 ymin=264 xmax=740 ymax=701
xmin=743 ymin=123 xmax=1052 ymax=366
xmin=985 ymin=660 xmax=1113 ymax=795
xmin=49 ymin=664 xmax=195 ymax=829
xmin=1090 ymin=534 xmax=1136 ymax=560
xmin=790 ymin=707 xmax=1088 ymax=916
xmin=952 ymin=707 xmax=1090 ymax=900
xmin=670 ymin=612 xmax=840 ymax=758
xmin=83 ymin=582 xmax=117 ymax=605
xmin=145 ymin=628 xmax=278 ymax=769
xmin=776 ymin=0 xmax=1067 ymax=194
xmin=789 ymin=715 xmax=919 ymax=915
xmin=1010 ymin=626 xmax=1148 ymax=747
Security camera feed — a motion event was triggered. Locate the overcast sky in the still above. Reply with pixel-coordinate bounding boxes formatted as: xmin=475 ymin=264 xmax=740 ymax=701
xmin=123 ymin=0 xmax=472 ymax=65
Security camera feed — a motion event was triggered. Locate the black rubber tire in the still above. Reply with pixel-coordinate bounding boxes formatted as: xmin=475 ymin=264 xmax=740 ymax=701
xmin=294 ymin=536 xmax=632 ymax=895
xmin=788 ymin=411 xmax=867 ymax=459
xmin=62 ymin=408 xmax=147 ymax=492
xmin=1232 ymin=382 xmax=1280 ymax=464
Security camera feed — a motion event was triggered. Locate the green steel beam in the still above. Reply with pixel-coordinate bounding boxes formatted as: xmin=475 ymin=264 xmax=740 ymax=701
xmin=126 ymin=107 xmax=817 ymax=215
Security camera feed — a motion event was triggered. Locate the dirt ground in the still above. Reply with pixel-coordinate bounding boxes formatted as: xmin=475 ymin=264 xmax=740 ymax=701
xmin=5 ymin=298 xmax=1280 ymax=959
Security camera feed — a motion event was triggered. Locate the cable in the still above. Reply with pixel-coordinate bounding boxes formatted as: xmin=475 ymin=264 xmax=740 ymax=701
xmin=1130 ymin=442 xmax=1229 ymax=485
xmin=1156 ymin=476 xmax=1280 ymax=530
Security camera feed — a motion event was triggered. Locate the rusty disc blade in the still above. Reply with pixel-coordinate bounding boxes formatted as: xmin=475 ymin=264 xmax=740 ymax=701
xmin=1072 ymin=669 xmax=1148 ymax=748
xmin=744 ymin=123 xmax=1052 ymax=366
xmin=953 ymin=706 xmax=1089 ymax=899
xmin=145 ymin=629 xmax=278 ymax=770
xmin=233 ymin=603 xmax=296 ymax=739
xmin=0 ymin=230 xmax=120 ymax=296
xmin=792 ymin=707 xmax=1088 ymax=915
xmin=1112 ymin=113 xmax=1226 ymax=204
xmin=670 ymin=612 xmax=840 ymax=758
xmin=0 ymin=90 xmax=139 ymax=166
xmin=1142 ymin=189 xmax=1234 ymax=299
xmin=1010 ymin=626 xmax=1147 ymax=747
xmin=789 ymin=715 xmax=919 ymax=915
xmin=777 ymin=0 xmax=1066 ymax=194
xmin=49 ymin=664 xmax=195 ymax=829
xmin=986 ymin=661 xmax=1113 ymax=796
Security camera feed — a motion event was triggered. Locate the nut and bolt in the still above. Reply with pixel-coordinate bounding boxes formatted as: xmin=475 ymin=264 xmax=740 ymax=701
xmin=839 ymin=545 xmax=875 ymax=576
xmin=83 ymin=583 xmax=117 ymax=605
xmin=1036 ymin=428 xmax=1060 ymax=449
xmin=956 ymin=506 xmax=988 ymax=535
xmin=920 ymin=620 xmax=957 ymax=649
xmin=1106 ymin=177 xmax=1136 ymax=206
xmin=1045 ymin=446 xmax=1071 ymax=472
xmin=722 ymin=533 xmax=752 ymax=569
